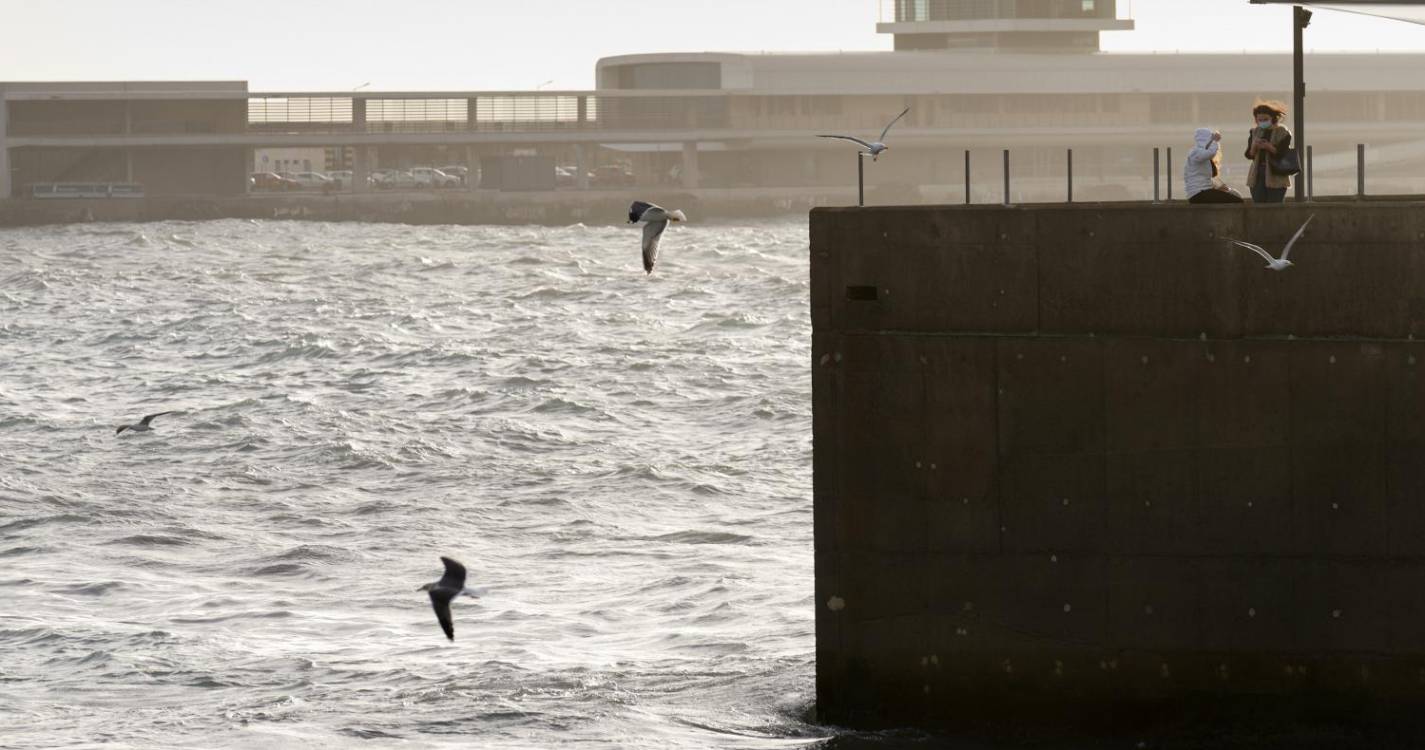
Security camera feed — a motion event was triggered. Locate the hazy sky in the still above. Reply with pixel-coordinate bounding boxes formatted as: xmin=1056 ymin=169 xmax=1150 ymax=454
xmin=1 ymin=0 xmax=1422 ymax=91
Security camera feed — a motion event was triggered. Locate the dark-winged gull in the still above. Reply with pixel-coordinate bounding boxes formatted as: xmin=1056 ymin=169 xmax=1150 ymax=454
xmin=1225 ymin=213 xmax=1315 ymax=271
xmin=817 ymin=106 xmax=910 ymax=162
xmin=419 ymin=556 xmax=478 ymax=641
xmin=628 ymin=201 xmax=687 ymax=275
xmin=116 ymin=411 xmax=177 ymax=435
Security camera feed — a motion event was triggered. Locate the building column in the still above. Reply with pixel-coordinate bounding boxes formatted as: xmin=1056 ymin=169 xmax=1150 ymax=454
xmin=680 ymin=141 xmax=700 ymax=189
xmin=575 ymin=143 xmax=590 ymax=190
xmin=353 ymin=145 xmax=372 ymax=193
xmin=353 ymin=98 xmax=366 ymax=133
xmin=239 ymin=147 xmax=253 ymax=193
xmin=465 ymin=144 xmax=477 ymax=190
xmin=0 ymin=93 xmax=10 ymax=200
xmin=124 ymin=149 xmax=134 ymax=183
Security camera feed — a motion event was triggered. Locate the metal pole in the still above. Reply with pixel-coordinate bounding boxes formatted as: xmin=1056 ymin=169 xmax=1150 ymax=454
xmin=857 ymin=152 xmax=864 ymax=207
xmin=964 ymin=149 xmax=970 ymax=205
xmin=1067 ymin=148 xmax=1073 ymax=203
xmin=1167 ymin=146 xmax=1173 ymax=201
xmin=1153 ymin=147 xmax=1160 ymax=203
xmin=1293 ymin=5 xmax=1308 ymax=202
xmin=1002 ymin=149 xmax=1010 ymax=206
xmin=1357 ymin=143 xmax=1365 ymax=198
xmin=1306 ymin=144 xmax=1313 ymax=201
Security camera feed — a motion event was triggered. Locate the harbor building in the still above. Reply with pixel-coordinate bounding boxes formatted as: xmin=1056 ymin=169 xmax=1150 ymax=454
xmin=3 ymin=1 xmax=1424 ymax=205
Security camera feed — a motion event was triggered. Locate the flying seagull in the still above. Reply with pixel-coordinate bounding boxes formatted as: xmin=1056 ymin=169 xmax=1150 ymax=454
xmin=1225 ymin=213 xmax=1315 ymax=271
xmin=628 ymin=200 xmax=687 ymax=275
xmin=817 ymin=106 xmax=910 ymax=161
xmin=419 ymin=556 xmax=478 ymax=641
xmin=116 ymin=411 xmax=177 ymax=435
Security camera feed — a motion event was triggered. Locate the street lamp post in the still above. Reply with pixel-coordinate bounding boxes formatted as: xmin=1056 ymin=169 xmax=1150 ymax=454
xmin=1293 ymin=5 xmax=1311 ymax=201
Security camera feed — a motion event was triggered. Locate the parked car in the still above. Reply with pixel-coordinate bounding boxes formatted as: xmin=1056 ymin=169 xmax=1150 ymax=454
xmin=373 ymin=170 xmax=417 ymax=190
xmin=555 ymin=165 xmax=580 ymax=188
xmin=590 ymin=164 xmax=635 ymax=188
xmin=411 ymin=167 xmax=461 ymax=189
xmin=249 ymin=172 xmax=300 ymax=191
xmin=289 ymin=171 xmax=333 ymax=190
xmin=438 ymin=165 xmax=470 ymax=185
xmin=326 ymin=170 xmax=353 ymax=189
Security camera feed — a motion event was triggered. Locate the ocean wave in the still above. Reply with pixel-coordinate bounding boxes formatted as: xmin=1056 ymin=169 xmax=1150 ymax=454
xmin=647 ymin=530 xmax=755 ymax=546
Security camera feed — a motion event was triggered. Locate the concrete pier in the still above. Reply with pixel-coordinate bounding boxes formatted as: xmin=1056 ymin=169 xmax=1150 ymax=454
xmin=811 ymin=202 xmax=1425 ymax=732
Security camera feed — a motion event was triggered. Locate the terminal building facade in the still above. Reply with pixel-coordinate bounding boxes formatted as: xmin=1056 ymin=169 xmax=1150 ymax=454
xmin=3 ymin=0 xmax=1424 ymax=203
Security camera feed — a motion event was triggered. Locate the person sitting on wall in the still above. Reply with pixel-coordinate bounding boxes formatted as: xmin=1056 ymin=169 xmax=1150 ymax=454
xmin=1245 ymin=99 xmax=1292 ymax=203
xmin=1185 ymin=128 xmax=1243 ymax=204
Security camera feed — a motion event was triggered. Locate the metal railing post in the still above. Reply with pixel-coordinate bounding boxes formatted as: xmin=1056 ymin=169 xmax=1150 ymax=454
xmin=1067 ymin=148 xmax=1073 ymax=203
xmin=857 ymin=152 xmax=864 ymax=207
xmin=1153 ymin=147 xmax=1161 ymax=203
xmin=1166 ymin=146 xmax=1173 ymax=201
xmin=1357 ymin=143 xmax=1365 ymax=198
xmin=1306 ymin=144 xmax=1313 ymax=201
xmin=964 ymin=149 xmax=971 ymax=205
xmin=1002 ymin=149 xmax=1010 ymax=206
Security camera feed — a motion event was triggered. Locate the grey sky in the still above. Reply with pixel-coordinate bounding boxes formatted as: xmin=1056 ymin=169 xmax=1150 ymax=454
xmin=1 ymin=0 xmax=1422 ymax=91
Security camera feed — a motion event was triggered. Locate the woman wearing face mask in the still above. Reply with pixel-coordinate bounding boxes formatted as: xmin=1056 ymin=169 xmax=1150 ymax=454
xmin=1244 ymin=100 xmax=1292 ymax=203
xmin=1185 ymin=127 xmax=1243 ymax=204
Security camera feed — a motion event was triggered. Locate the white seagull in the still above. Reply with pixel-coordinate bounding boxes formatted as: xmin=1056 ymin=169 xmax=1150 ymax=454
xmin=116 ymin=411 xmax=177 ymax=435
xmin=628 ymin=200 xmax=687 ymax=275
xmin=1225 ymin=213 xmax=1315 ymax=271
xmin=817 ymin=107 xmax=910 ymax=161
xmin=419 ymin=556 xmax=479 ymax=641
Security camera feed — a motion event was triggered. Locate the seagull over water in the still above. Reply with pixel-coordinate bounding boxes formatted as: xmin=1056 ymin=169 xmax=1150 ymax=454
xmin=628 ymin=200 xmax=687 ymax=275
xmin=419 ymin=556 xmax=478 ymax=641
xmin=115 ymin=411 xmax=177 ymax=435
xmin=1226 ymin=213 xmax=1315 ymax=271
xmin=817 ymin=106 xmax=910 ymax=161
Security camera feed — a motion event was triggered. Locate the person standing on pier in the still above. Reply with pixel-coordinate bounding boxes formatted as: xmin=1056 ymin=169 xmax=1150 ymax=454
xmin=1244 ymin=100 xmax=1292 ymax=204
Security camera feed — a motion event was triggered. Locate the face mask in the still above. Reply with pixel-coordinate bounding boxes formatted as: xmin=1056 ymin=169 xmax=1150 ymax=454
xmin=1257 ymin=121 xmax=1272 ymax=129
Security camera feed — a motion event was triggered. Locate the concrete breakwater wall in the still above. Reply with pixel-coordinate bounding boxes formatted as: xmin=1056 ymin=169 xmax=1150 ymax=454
xmin=810 ymin=202 xmax=1425 ymax=730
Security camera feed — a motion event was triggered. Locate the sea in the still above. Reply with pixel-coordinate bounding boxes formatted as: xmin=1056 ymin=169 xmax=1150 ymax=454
xmin=0 ymin=218 xmax=866 ymax=749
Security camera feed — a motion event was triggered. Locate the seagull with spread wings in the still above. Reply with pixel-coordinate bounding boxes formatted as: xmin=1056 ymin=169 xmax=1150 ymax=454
xmin=115 ymin=411 xmax=178 ymax=435
xmin=628 ymin=200 xmax=687 ymax=275
xmin=818 ymin=107 xmax=910 ymax=161
xmin=1226 ymin=213 xmax=1315 ymax=271
xmin=419 ymin=556 xmax=479 ymax=641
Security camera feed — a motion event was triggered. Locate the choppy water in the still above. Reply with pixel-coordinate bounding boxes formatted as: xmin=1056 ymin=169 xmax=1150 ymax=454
xmin=0 ymin=218 xmax=828 ymax=749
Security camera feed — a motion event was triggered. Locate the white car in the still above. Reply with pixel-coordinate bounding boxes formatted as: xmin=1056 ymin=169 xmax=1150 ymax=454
xmin=438 ymin=165 xmax=470 ymax=185
xmin=326 ymin=170 xmax=353 ymax=189
xmin=373 ymin=170 xmax=417 ymax=190
xmin=411 ymin=167 xmax=460 ymax=189
xmin=289 ymin=171 xmax=333 ymax=189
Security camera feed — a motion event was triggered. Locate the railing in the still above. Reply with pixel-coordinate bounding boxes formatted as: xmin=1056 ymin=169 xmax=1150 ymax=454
xmin=10 ymin=88 xmax=1423 ymax=140
xmin=30 ymin=182 xmax=144 ymax=199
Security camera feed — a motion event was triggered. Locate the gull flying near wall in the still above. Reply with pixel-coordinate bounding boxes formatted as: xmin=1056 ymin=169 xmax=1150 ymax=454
xmin=628 ymin=201 xmax=687 ymax=275
xmin=1225 ymin=214 xmax=1315 ymax=271
xmin=817 ymin=107 xmax=910 ymax=161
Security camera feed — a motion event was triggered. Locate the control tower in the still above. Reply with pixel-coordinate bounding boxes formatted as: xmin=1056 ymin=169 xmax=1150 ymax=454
xmin=877 ymin=0 xmax=1134 ymax=52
